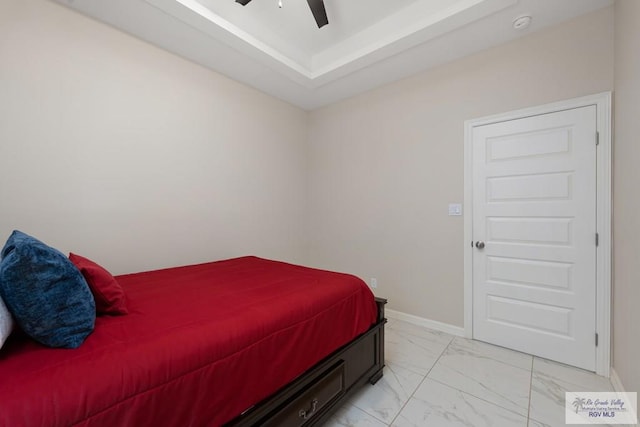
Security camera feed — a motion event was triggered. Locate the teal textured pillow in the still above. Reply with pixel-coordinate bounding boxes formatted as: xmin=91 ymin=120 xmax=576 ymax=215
xmin=0 ymin=231 xmax=95 ymax=348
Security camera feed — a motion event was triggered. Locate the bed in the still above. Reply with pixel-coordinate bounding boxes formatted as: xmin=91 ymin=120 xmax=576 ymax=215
xmin=0 ymin=255 xmax=386 ymax=427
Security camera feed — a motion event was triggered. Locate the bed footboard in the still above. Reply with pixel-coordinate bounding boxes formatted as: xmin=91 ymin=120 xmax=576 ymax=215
xmin=227 ymin=297 xmax=387 ymax=427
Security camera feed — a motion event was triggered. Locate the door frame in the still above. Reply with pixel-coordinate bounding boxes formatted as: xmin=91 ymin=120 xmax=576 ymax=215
xmin=463 ymin=92 xmax=612 ymax=376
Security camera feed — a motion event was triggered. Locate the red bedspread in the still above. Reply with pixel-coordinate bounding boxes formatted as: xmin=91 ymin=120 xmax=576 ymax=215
xmin=0 ymin=256 xmax=377 ymax=427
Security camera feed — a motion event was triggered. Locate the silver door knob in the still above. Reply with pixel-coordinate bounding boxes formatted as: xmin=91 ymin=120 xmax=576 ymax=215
xmin=475 ymin=241 xmax=485 ymax=249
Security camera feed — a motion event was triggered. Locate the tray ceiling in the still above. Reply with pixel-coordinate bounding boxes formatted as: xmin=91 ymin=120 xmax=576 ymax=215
xmin=53 ymin=0 xmax=612 ymax=109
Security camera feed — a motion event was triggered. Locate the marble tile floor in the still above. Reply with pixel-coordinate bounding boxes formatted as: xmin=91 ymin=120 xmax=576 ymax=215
xmin=324 ymin=318 xmax=615 ymax=427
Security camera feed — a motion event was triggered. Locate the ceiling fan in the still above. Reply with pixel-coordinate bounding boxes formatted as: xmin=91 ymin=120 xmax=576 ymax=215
xmin=235 ymin=0 xmax=329 ymax=29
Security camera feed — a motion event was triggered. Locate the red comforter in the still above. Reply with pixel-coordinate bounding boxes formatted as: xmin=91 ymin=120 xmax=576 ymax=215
xmin=0 ymin=256 xmax=377 ymax=427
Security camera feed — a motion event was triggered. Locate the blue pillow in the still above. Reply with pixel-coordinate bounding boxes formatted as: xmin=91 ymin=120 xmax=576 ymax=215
xmin=0 ymin=231 xmax=95 ymax=348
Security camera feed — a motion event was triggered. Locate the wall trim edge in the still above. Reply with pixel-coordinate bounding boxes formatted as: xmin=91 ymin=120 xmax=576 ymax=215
xmin=386 ymin=308 xmax=465 ymax=337
xmin=610 ymin=367 xmax=626 ymax=393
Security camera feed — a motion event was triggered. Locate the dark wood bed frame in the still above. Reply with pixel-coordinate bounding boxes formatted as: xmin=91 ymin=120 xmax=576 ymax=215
xmin=227 ymin=297 xmax=387 ymax=427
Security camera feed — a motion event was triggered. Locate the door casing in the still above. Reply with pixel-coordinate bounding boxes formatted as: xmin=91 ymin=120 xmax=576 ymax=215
xmin=463 ymin=92 xmax=611 ymax=377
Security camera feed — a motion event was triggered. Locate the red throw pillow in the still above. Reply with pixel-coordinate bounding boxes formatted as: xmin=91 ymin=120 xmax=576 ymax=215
xmin=69 ymin=253 xmax=128 ymax=315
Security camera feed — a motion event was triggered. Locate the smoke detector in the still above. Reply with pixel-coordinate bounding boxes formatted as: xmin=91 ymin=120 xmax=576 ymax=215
xmin=512 ymin=15 xmax=532 ymax=30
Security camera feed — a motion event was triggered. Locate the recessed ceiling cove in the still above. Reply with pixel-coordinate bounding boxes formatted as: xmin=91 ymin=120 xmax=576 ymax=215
xmin=54 ymin=0 xmax=613 ymax=109
xmin=145 ymin=0 xmax=516 ymax=86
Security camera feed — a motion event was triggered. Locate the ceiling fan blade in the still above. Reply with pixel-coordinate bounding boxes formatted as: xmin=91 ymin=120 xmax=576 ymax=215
xmin=306 ymin=0 xmax=328 ymax=28
xmin=236 ymin=0 xmax=252 ymax=5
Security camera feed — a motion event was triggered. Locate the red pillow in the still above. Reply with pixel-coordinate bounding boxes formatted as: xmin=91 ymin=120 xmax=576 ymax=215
xmin=69 ymin=253 xmax=128 ymax=315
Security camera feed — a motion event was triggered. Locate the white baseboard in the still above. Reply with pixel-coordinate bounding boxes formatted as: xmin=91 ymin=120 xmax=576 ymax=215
xmin=386 ymin=308 xmax=465 ymax=337
xmin=610 ymin=367 xmax=627 ymax=393
xmin=609 ymin=368 xmax=639 ymax=426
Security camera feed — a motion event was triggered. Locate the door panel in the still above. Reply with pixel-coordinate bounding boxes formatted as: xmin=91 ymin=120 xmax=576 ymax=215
xmin=487 ymin=172 xmax=573 ymax=202
xmin=487 ymin=217 xmax=573 ymax=245
xmin=487 ymin=256 xmax=573 ymax=290
xmin=472 ymin=106 xmax=597 ymax=371
xmin=485 ymin=295 xmax=572 ymax=336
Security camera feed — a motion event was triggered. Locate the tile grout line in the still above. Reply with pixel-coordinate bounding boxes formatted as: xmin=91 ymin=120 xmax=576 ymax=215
xmin=386 ymin=334 xmax=456 ymax=426
xmin=425 ymin=374 xmax=530 ymax=420
xmin=427 ymin=337 xmax=533 ymax=420
xmin=377 ymin=322 xmax=611 ymax=427
xmin=347 ymin=323 xmax=453 ymax=425
xmin=347 ymin=332 xmax=424 ymax=424
xmin=385 ymin=328 xmax=530 ymax=424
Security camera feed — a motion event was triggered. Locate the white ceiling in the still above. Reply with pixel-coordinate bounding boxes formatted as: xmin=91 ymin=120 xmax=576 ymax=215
xmin=54 ymin=0 xmax=612 ymax=110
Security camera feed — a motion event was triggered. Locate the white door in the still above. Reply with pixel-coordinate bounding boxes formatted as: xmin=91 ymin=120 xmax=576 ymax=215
xmin=472 ymin=106 xmax=597 ymax=371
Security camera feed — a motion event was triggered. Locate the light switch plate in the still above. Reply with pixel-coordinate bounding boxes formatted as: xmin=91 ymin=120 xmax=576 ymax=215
xmin=448 ymin=203 xmax=462 ymax=216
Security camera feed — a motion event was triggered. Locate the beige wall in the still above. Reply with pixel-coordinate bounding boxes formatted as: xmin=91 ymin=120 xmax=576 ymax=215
xmin=0 ymin=0 xmax=308 ymax=274
xmin=306 ymin=8 xmax=614 ymax=327
xmin=613 ymin=0 xmax=640 ymax=394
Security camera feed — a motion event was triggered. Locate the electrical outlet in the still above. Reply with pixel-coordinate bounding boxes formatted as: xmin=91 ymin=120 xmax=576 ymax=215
xmin=370 ymin=278 xmax=377 ymax=288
